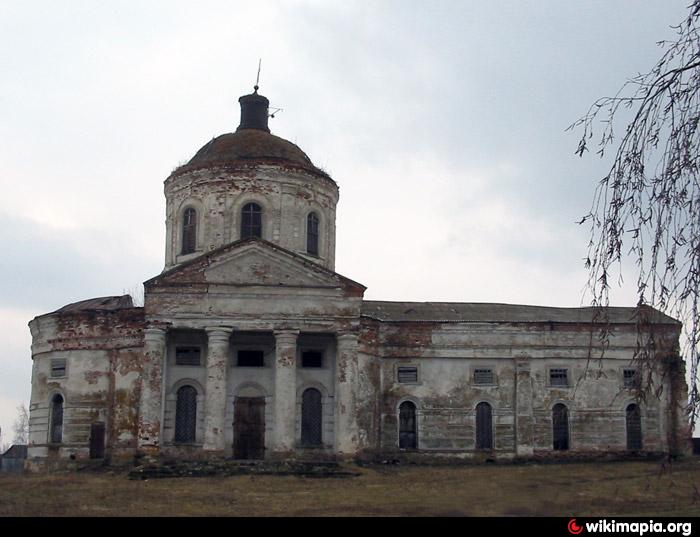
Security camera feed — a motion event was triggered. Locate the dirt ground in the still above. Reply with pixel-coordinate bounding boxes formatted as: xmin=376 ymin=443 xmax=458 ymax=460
xmin=1 ymin=458 xmax=699 ymax=517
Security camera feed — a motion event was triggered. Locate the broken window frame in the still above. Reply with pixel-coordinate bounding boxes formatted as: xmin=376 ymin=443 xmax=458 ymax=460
xmin=623 ymin=368 xmax=640 ymax=389
xmin=397 ymin=366 xmax=419 ymax=384
xmin=549 ymin=368 xmax=569 ymax=387
xmin=50 ymin=358 xmax=67 ymax=378
xmin=473 ymin=368 xmax=495 ymax=385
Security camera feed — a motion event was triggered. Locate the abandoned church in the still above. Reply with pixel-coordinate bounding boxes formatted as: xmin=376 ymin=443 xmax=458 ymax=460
xmin=26 ymin=87 xmax=691 ymax=467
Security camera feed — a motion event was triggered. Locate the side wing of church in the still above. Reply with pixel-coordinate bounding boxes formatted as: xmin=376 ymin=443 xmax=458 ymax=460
xmin=26 ymin=89 xmax=691 ymax=466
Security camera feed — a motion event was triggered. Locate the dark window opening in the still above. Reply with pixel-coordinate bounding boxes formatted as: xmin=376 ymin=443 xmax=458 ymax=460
xmin=397 ymin=366 xmax=418 ymax=384
xmin=50 ymin=359 xmax=67 ymax=378
xmin=626 ymin=403 xmax=642 ymax=450
xmin=474 ymin=368 xmax=494 ymax=385
xmin=552 ymin=403 xmax=569 ymax=451
xmin=301 ymin=388 xmax=323 ymax=446
xmin=241 ymin=203 xmax=262 ymax=239
xmin=175 ymin=346 xmax=202 ymax=366
xmin=549 ymin=368 xmax=569 ymax=387
xmin=623 ymin=368 xmax=640 ymax=389
xmin=475 ymin=402 xmax=493 ymax=450
xmin=399 ymin=401 xmax=417 ymax=449
xmin=307 ymin=212 xmax=319 ymax=256
xmin=238 ymin=350 xmax=265 ymax=367
xmin=50 ymin=394 xmax=64 ymax=444
xmin=302 ymin=351 xmax=323 ymax=368
xmin=175 ymin=385 xmax=197 ymax=443
xmin=182 ymin=207 xmax=197 ymax=254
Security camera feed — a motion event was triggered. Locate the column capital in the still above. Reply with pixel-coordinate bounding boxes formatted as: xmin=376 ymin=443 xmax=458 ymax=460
xmin=274 ymin=329 xmax=299 ymax=343
xmin=205 ymin=326 xmax=234 ymax=342
xmin=144 ymin=327 xmax=167 ymax=342
xmin=336 ymin=331 xmax=359 ymax=344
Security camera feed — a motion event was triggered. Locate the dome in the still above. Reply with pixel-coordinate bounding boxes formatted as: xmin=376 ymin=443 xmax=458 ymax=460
xmin=184 ymin=130 xmax=326 ymax=176
xmin=172 ymin=88 xmax=330 ymax=179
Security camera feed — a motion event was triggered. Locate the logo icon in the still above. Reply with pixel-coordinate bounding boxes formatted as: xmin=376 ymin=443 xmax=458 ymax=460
xmin=568 ymin=519 xmax=584 ymax=535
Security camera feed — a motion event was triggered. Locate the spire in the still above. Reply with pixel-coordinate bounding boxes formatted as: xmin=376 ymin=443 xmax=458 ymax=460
xmin=237 ymin=87 xmax=270 ymax=132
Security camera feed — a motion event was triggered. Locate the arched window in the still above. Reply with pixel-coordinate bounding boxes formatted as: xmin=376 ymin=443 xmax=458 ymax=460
xmin=50 ymin=394 xmax=64 ymax=444
xmin=552 ymin=403 xmax=569 ymax=451
xmin=181 ymin=208 xmax=197 ymax=255
xmin=399 ymin=401 xmax=417 ymax=449
xmin=626 ymin=403 xmax=642 ymax=450
xmin=307 ymin=212 xmax=319 ymax=256
xmin=475 ymin=402 xmax=493 ymax=450
xmin=301 ymin=388 xmax=323 ymax=446
xmin=241 ymin=203 xmax=262 ymax=239
xmin=175 ymin=385 xmax=197 ymax=443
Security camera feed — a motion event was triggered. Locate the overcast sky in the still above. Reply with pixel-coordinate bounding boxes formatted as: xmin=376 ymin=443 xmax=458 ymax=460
xmin=0 ymin=0 xmax=692 ymax=445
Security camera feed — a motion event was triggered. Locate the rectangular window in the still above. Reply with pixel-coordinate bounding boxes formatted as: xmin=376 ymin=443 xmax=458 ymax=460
xmin=50 ymin=358 xmax=67 ymax=378
xmin=397 ymin=366 xmax=418 ymax=384
xmin=623 ymin=368 xmax=639 ymax=388
xmin=549 ymin=368 xmax=569 ymax=387
xmin=175 ymin=346 xmax=201 ymax=366
xmin=474 ymin=368 xmax=494 ymax=385
xmin=302 ymin=351 xmax=323 ymax=368
xmin=238 ymin=350 xmax=265 ymax=367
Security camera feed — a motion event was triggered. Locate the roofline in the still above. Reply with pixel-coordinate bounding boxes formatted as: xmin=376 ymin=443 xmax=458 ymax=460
xmin=144 ymin=237 xmax=367 ymax=291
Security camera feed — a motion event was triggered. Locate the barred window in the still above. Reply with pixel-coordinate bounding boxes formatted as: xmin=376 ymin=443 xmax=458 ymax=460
xmin=301 ymin=388 xmax=323 ymax=447
xmin=181 ymin=207 xmax=197 ymax=254
xmin=238 ymin=350 xmax=264 ymax=367
xmin=302 ymin=351 xmax=323 ymax=368
xmin=175 ymin=385 xmax=197 ymax=443
xmin=549 ymin=368 xmax=569 ymax=387
xmin=623 ymin=368 xmax=639 ymax=388
xmin=397 ymin=366 xmax=418 ymax=384
xmin=307 ymin=212 xmax=319 ymax=256
xmin=50 ymin=358 xmax=67 ymax=378
xmin=474 ymin=368 xmax=494 ymax=385
xmin=175 ymin=346 xmax=201 ymax=366
xmin=241 ymin=203 xmax=262 ymax=239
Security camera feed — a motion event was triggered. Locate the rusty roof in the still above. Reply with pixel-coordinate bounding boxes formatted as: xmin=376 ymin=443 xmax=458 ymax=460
xmin=53 ymin=295 xmax=135 ymax=313
xmin=171 ymin=130 xmax=331 ymax=180
xmin=361 ymin=301 xmax=680 ymax=325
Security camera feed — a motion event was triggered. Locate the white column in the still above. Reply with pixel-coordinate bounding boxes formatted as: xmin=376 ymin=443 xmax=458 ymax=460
xmin=273 ymin=330 xmax=299 ymax=453
xmin=203 ymin=326 xmax=233 ymax=453
xmin=138 ymin=327 xmax=166 ymax=450
xmin=335 ymin=332 xmax=359 ymax=454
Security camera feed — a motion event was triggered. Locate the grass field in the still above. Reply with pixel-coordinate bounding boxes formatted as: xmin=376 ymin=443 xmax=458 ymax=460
xmin=1 ymin=458 xmax=699 ymax=516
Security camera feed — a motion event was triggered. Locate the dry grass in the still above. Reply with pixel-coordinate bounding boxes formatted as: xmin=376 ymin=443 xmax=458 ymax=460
xmin=1 ymin=459 xmax=700 ymax=516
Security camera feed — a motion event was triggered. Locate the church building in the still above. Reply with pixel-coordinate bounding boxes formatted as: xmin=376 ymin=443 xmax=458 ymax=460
xmin=26 ymin=88 xmax=690 ymax=466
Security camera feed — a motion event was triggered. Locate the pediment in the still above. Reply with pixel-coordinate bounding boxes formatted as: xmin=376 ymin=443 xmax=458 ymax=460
xmin=145 ymin=239 xmax=365 ymax=294
xmin=205 ymin=246 xmax=337 ymax=287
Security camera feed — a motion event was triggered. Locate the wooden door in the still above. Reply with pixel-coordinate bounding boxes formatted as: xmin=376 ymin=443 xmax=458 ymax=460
xmin=234 ymin=397 xmax=265 ymax=459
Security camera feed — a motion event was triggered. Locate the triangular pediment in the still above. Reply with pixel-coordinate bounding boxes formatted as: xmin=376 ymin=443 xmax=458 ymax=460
xmin=145 ymin=238 xmax=365 ymax=294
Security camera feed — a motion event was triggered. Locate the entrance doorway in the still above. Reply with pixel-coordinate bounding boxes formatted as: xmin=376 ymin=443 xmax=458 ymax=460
xmin=233 ymin=397 xmax=265 ymax=459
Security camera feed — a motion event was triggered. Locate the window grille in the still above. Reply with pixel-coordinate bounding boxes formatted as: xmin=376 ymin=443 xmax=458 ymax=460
xmin=549 ymin=368 xmax=569 ymax=387
xmin=397 ymin=366 xmax=418 ymax=384
xmin=474 ymin=368 xmax=494 ymax=385
xmin=301 ymin=388 xmax=323 ymax=446
xmin=175 ymin=385 xmax=197 ymax=443
xmin=175 ymin=346 xmax=201 ymax=366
